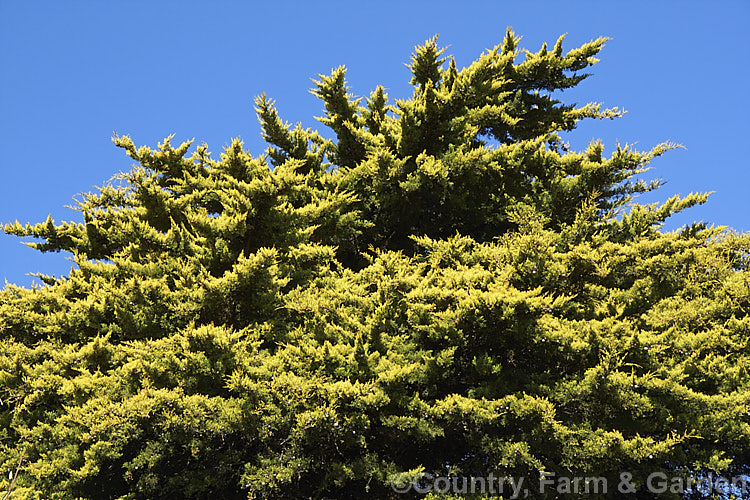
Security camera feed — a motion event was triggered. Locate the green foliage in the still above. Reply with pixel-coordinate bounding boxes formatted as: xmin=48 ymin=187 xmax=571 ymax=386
xmin=2 ymin=29 xmax=749 ymax=499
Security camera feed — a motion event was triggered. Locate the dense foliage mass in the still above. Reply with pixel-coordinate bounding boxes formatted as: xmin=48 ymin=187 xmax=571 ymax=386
xmin=2 ymin=30 xmax=749 ymax=499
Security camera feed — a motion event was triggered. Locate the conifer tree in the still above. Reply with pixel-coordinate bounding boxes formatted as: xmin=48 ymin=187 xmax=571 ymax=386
xmin=1 ymin=29 xmax=749 ymax=499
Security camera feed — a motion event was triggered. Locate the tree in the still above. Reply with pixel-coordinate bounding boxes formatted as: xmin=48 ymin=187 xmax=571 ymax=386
xmin=1 ymin=28 xmax=749 ymax=499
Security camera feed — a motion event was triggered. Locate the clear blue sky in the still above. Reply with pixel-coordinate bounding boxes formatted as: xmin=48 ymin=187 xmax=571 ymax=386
xmin=1 ymin=1 xmax=748 ymax=288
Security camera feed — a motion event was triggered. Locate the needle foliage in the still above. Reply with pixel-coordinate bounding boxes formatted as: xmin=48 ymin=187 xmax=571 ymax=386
xmin=2 ymin=29 xmax=749 ymax=499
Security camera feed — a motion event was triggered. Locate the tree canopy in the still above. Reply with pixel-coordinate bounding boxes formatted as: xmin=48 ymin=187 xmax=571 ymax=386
xmin=2 ymin=29 xmax=749 ymax=499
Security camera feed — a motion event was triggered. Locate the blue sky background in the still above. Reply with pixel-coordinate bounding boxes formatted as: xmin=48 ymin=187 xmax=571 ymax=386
xmin=1 ymin=1 xmax=748 ymax=288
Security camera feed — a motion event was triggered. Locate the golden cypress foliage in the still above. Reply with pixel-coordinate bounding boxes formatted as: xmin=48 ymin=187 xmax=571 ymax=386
xmin=1 ymin=29 xmax=748 ymax=499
